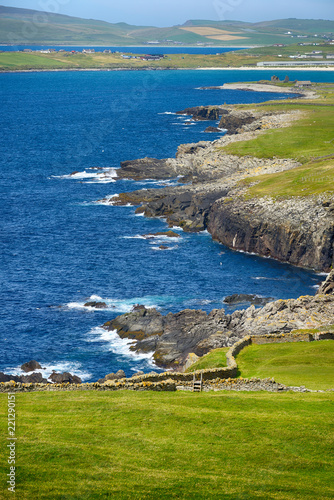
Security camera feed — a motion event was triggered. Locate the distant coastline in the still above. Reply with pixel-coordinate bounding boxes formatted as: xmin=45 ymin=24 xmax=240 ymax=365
xmin=1 ymin=66 xmax=334 ymax=74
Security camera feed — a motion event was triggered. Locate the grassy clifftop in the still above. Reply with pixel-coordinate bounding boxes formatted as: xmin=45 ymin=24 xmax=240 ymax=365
xmin=220 ymin=83 xmax=334 ymax=198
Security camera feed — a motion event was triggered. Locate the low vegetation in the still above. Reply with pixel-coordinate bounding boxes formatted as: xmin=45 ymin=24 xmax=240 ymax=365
xmin=185 ymin=347 xmax=229 ymax=372
xmin=236 ymin=340 xmax=334 ymax=390
xmin=1 ymin=43 xmax=334 ymax=72
xmin=220 ymin=85 xmax=334 ymax=198
xmin=0 ymin=390 xmax=333 ymax=499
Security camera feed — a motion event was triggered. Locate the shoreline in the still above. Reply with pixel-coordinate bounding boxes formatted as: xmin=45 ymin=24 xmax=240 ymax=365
xmin=1 ymin=66 xmax=334 ymax=75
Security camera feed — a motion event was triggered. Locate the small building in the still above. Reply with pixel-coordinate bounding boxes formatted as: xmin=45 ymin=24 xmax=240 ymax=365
xmin=295 ymin=81 xmax=312 ymax=87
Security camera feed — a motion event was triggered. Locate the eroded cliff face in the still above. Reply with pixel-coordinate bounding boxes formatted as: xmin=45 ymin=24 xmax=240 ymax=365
xmin=208 ymin=196 xmax=334 ymax=272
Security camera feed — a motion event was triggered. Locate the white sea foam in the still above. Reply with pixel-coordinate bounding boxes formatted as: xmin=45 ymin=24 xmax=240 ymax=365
xmin=53 ymin=167 xmax=118 ymax=184
xmin=121 ymin=235 xmax=147 ymax=240
xmin=64 ymin=294 xmax=164 ymax=313
xmin=86 ymin=327 xmax=155 ymax=364
xmin=158 ymin=111 xmax=176 ymax=115
xmin=4 ymin=361 xmax=92 ymax=382
xmin=151 ymin=246 xmax=176 ymax=251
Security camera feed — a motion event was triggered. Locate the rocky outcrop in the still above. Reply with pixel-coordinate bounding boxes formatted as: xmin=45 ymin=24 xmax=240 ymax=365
xmin=176 ymin=106 xmax=225 ymax=121
xmin=0 ymin=372 xmax=23 ymax=383
xmin=224 ymin=294 xmax=273 ymax=306
xmin=116 ymin=157 xmax=182 ymax=181
xmin=317 ymin=270 xmax=334 ymax=295
xmin=218 ymin=110 xmax=259 ymax=134
xmin=102 ymin=294 xmax=334 ymax=369
xmin=84 ymin=301 xmax=108 ymax=309
xmin=49 ymin=371 xmax=82 ymax=384
xmin=98 ymin=369 xmax=126 ymax=384
xmin=0 ymin=371 xmax=48 ymax=384
xmin=205 ymin=126 xmax=223 ymax=133
xmin=21 ymin=360 xmax=42 ymax=372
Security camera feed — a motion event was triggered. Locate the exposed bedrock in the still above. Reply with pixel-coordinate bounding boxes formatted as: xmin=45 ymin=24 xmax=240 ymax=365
xmin=176 ymin=105 xmax=226 ymax=121
xmin=103 ymin=291 xmax=334 ymax=369
xmin=116 ymin=157 xmax=179 ymax=181
xmin=176 ymin=105 xmax=279 ymax=135
xmin=208 ymin=196 xmax=334 ymax=272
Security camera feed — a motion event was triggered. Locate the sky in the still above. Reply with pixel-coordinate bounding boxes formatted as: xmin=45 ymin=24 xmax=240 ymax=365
xmin=2 ymin=0 xmax=334 ymax=26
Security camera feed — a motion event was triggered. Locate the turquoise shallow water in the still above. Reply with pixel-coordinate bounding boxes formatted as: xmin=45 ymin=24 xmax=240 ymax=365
xmin=0 ymin=69 xmax=331 ymax=381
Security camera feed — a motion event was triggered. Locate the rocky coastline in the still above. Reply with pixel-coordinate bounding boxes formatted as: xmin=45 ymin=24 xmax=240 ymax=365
xmin=105 ymin=104 xmax=334 ymax=271
xmin=5 ymin=85 xmax=333 ymax=381
xmin=97 ymin=92 xmax=334 ymax=371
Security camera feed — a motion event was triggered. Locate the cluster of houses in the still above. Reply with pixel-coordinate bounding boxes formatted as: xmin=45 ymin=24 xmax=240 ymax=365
xmin=121 ymin=54 xmax=165 ymax=61
xmin=21 ymin=48 xmax=166 ymax=60
xmin=289 ymin=51 xmax=334 ymax=60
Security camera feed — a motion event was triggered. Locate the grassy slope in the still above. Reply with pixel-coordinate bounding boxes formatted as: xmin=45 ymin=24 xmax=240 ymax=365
xmin=185 ymin=348 xmax=229 ymax=372
xmin=0 ymin=390 xmax=333 ymax=499
xmin=236 ymin=340 xmax=334 ymax=390
xmin=220 ymin=85 xmax=334 ymax=198
xmin=1 ymin=6 xmax=333 ymax=45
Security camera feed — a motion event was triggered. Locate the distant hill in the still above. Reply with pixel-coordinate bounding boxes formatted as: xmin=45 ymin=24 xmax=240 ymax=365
xmin=0 ymin=5 xmax=333 ymax=46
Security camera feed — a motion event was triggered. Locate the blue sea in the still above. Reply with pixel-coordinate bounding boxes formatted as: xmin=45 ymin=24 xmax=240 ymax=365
xmin=0 ymin=69 xmax=332 ymax=382
xmin=1 ymin=45 xmax=244 ymax=54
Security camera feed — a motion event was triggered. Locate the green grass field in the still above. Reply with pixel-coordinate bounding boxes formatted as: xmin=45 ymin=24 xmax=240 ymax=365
xmin=186 ymin=348 xmax=229 ymax=372
xmin=219 ymin=93 xmax=334 ymax=198
xmin=236 ymin=340 xmax=334 ymax=390
xmin=0 ymin=390 xmax=333 ymax=499
xmin=2 ymin=43 xmax=334 ymax=72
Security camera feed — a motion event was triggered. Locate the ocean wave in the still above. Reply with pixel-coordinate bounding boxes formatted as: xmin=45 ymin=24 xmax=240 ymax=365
xmin=3 ymin=361 xmax=92 ymax=382
xmin=62 ymin=294 xmax=173 ymax=313
xmin=52 ymin=167 xmax=118 ymax=184
xmin=85 ymin=327 xmax=156 ymax=365
xmin=158 ymin=111 xmax=176 ymax=115
xmin=151 ymin=246 xmax=177 ymax=251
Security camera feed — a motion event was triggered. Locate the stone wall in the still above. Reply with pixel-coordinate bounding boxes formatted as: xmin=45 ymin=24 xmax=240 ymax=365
xmin=1 ymin=332 xmax=332 ymax=393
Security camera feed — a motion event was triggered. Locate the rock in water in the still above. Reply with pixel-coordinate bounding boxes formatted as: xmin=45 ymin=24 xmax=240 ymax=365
xmin=21 ymin=360 xmax=42 ymax=372
xmin=205 ymin=126 xmax=223 ymax=133
xmin=224 ymin=294 xmax=273 ymax=306
xmin=84 ymin=301 xmax=108 ymax=309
